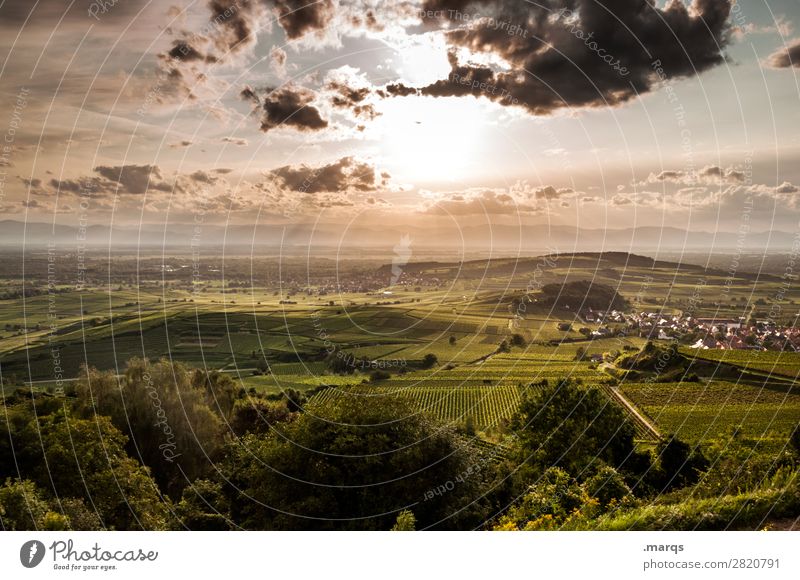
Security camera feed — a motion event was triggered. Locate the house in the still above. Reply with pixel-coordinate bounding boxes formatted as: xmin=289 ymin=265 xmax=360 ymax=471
xmin=691 ymin=336 xmax=720 ymax=349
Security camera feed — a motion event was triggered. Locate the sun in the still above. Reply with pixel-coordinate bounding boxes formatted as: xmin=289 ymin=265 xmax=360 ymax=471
xmin=373 ymin=95 xmax=489 ymax=184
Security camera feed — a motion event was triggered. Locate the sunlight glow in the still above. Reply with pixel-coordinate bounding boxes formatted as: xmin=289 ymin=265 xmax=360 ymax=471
xmin=373 ymin=96 xmax=489 ymax=183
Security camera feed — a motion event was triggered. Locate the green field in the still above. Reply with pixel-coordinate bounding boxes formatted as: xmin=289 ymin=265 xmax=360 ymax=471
xmin=619 ymin=380 xmax=800 ymax=448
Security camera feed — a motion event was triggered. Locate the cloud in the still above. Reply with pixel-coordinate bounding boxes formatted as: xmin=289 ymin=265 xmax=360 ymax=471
xmin=776 ymin=181 xmax=799 ymax=194
xmin=155 ymin=0 xmax=266 ymax=102
xmin=767 ymin=39 xmax=800 ymax=68
xmin=271 ymin=0 xmax=336 ymax=40
xmin=270 ymin=46 xmax=287 ymax=76
xmin=646 ymin=165 xmax=745 ymax=185
xmin=266 ymin=156 xmax=389 ymax=193
xmin=48 ymin=176 xmax=117 ymax=197
xmin=188 ymin=170 xmax=221 ymax=185
xmin=221 ymin=137 xmax=249 ymax=146
xmin=395 ymin=0 xmax=734 ymax=116
xmin=243 ymin=84 xmax=329 ymax=133
xmin=170 ymin=140 xmax=194 ymax=149
xmin=93 ymin=164 xmax=173 ymax=194
xmin=325 ymin=67 xmax=380 ymax=120
xmin=534 ymin=186 xmax=559 ymax=200
xmin=423 ymin=189 xmax=538 ymax=215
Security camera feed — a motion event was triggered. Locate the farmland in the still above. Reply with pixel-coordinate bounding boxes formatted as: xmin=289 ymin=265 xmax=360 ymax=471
xmin=618 ymin=380 xmax=800 ymax=448
xmin=1 ymin=250 xmax=799 ymax=450
xmin=1 ymin=249 xmax=799 ymax=532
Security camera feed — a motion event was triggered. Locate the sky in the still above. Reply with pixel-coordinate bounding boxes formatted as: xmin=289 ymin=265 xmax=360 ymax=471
xmin=1 ymin=0 xmax=800 ymax=239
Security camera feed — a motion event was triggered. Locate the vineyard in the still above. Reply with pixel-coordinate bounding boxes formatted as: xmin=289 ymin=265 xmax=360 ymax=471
xmin=618 ymin=380 xmax=800 ymax=447
xmin=682 ymin=348 xmax=800 ymax=379
xmin=310 ymin=383 xmax=528 ymax=429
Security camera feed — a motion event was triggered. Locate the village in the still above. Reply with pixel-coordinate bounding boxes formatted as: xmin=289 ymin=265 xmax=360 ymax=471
xmin=577 ymin=308 xmax=800 ymax=352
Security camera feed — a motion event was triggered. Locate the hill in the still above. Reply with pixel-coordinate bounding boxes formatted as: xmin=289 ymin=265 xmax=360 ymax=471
xmin=537 ymin=279 xmax=628 ymax=311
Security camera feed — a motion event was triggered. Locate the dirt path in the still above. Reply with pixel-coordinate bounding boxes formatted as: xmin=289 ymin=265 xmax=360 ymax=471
xmin=602 ymin=384 xmax=662 ymax=441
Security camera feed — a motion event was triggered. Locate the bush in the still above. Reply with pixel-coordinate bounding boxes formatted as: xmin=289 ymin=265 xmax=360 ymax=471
xmin=421 ymin=353 xmax=438 ymax=369
xmin=583 ymin=466 xmax=632 ymax=509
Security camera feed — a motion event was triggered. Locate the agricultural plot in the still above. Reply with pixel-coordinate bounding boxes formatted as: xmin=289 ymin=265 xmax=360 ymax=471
xmin=682 ymin=348 xmax=800 ymax=379
xmin=618 ymin=380 xmax=800 ymax=448
xmin=311 ymin=383 xmax=526 ymax=429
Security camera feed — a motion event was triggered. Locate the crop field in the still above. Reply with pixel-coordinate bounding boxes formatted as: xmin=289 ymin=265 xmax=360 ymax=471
xmin=311 ymin=383 xmax=526 ymax=429
xmin=618 ymin=380 xmax=800 ymax=447
xmin=682 ymin=348 xmax=800 ymax=379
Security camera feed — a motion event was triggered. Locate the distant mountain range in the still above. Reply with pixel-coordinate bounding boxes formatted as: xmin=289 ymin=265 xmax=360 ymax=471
xmin=0 ymin=220 xmax=796 ymax=252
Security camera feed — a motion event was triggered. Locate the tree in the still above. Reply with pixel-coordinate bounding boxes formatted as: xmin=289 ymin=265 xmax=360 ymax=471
xmin=583 ymin=465 xmax=632 ymax=509
xmin=230 ymin=399 xmax=295 ymax=437
xmin=391 ymin=510 xmax=416 ymax=531
xmin=0 ymin=479 xmax=101 ymax=531
xmin=75 ymin=359 xmax=223 ymax=497
xmin=464 ymin=415 xmax=476 ymax=437
xmin=510 ymin=379 xmax=651 ymax=486
xmin=282 ymin=388 xmax=306 ymax=413
xmin=0 ymin=479 xmax=66 ymax=530
xmin=256 ymin=358 xmax=270 ymax=374
xmin=511 ymin=333 xmax=527 ymax=347
xmin=656 ymin=436 xmax=708 ymax=491
xmin=493 ymin=467 xmax=596 ymax=530
xmin=221 ymin=397 xmax=483 ymax=530
xmin=449 ymin=335 xmax=457 ymax=345
xmin=192 ymin=369 xmax=239 ymax=419
xmin=421 ymin=353 xmax=439 ymax=369
xmin=370 ymin=369 xmax=391 ymax=381
xmin=175 ymin=479 xmax=231 ymax=530
xmin=0 ymin=403 xmax=171 ymax=530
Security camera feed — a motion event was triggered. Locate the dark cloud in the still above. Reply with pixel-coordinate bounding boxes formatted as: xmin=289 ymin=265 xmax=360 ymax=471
xmin=534 ymin=185 xmax=560 ymax=199
xmin=267 ymin=157 xmax=388 ymax=193
xmin=767 ymin=39 xmax=800 ymax=68
xmin=379 ymin=83 xmax=420 ymax=98
xmin=776 ymin=182 xmax=799 ymax=194
xmin=156 ymin=1 xmax=264 ymax=102
xmin=166 ymin=40 xmax=217 ymax=63
xmin=188 ymin=170 xmax=220 ymax=184
xmin=650 ymin=165 xmax=745 ymax=185
xmin=403 ymin=0 xmax=734 ymax=115
xmin=272 ymin=0 xmax=335 ymax=40
xmin=326 ymin=77 xmax=379 ymax=120
xmin=48 ymin=176 xmax=118 ymax=197
xmin=94 ymin=164 xmax=173 ymax=194
xmin=170 ymin=140 xmax=194 ymax=149
xmin=698 ymin=165 xmax=722 ymax=178
xmin=247 ymin=85 xmax=329 ymax=133
xmin=656 ymin=170 xmax=685 ymax=181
